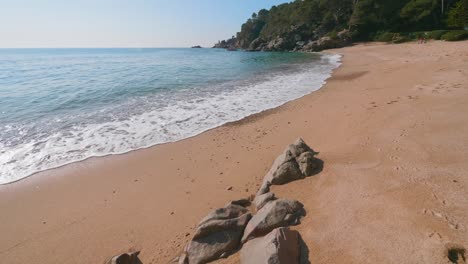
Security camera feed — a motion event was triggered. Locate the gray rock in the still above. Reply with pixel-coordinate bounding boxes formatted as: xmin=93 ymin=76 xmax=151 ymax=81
xmin=262 ymin=138 xmax=319 ymax=186
xmin=266 ymin=37 xmax=285 ymax=51
xmin=178 ymin=253 xmax=188 ymax=264
xmin=300 ymin=35 xmax=348 ymax=52
xmin=242 ymin=199 xmax=305 ymax=243
xmin=228 ymin=198 xmax=251 ymax=207
xmin=107 ymin=251 xmax=140 ymax=264
xmin=241 ymin=227 xmax=301 ymax=264
xmin=256 ymin=181 xmax=271 ymax=197
xmin=182 ymin=203 xmax=252 ymax=263
xmin=254 ymin=192 xmax=276 ymax=210
xmin=198 ymin=204 xmax=248 ymax=226
xmin=297 ymin=151 xmax=319 ymax=176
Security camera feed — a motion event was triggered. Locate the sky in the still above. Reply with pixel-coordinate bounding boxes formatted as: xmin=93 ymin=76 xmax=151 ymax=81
xmin=0 ymin=0 xmax=289 ymax=48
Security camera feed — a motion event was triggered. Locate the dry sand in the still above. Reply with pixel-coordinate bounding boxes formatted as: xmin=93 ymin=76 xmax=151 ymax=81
xmin=0 ymin=41 xmax=467 ymax=264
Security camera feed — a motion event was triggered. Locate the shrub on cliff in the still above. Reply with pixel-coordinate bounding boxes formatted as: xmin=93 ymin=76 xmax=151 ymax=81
xmin=441 ymin=30 xmax=468 ymax=40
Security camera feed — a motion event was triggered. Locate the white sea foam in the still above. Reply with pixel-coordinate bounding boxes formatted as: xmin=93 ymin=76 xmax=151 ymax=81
xmin=0 ymin=53 xmax=341 ymax=184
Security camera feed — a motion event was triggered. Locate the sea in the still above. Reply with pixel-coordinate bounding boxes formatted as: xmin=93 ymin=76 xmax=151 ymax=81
xmin=0 ymin=48 xmax=341 ymax=184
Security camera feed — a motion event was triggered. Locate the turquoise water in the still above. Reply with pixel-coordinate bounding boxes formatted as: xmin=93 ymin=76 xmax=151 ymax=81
xmin=0 ymin=48 xmax=340 ymax=184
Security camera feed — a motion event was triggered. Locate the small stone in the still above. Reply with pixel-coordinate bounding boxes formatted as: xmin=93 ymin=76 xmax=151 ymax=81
xmin=226 ymin=186 xmax=233 ymax=191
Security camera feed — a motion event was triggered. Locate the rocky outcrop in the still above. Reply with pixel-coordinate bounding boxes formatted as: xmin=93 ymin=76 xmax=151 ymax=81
xmin=262 ymin=138 xmax=321 ymax=186
xmin=107 ymin=251 xmax=140 ymax=264
xmin=181 ymin=203 xmax=251 ymax=264
xmin=216 ymin=28 xmax=351 ymax=52
xmin=213 ymin=37 xmax=239 ymax=50
xmin=253 ymin=192 xmax=276 ymax=210
xmin=240 ymin=227 xmax=301 ymax=264
xmin=242 ymin=199 xmax=305 ymax=243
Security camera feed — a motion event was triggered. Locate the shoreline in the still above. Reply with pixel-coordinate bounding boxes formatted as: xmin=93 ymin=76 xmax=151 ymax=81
xmin=0 ymin=52 xmax=341 ymax=186
xmin=1 ymin=41 xmax=467 ymax=264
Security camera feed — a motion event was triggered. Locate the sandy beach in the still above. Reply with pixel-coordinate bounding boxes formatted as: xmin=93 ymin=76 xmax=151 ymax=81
xmin=1 ymin=41 xmax=467 ymax=263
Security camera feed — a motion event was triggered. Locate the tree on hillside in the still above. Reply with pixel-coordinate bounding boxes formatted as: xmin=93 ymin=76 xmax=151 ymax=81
xmin=447 ymin=0 xmax=468 ymax=27
xmin=400 ymin=0 xmax=442 ymax=29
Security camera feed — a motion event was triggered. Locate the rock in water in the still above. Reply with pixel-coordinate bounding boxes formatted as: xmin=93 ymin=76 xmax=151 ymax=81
xmin=183 ymin=204 xmax=252 ymax=264
xmin=242 ymin=199 xmax=305 ymax=243
xmin=253 ymin=192 xmax=276 ymax=210
xmin=241 ymin=227 xmax=301 ymax=264
xmin=107 ymin=251 xmax=140 ymax=264
xmin=263 ymin=138 xmax=320 ymax=186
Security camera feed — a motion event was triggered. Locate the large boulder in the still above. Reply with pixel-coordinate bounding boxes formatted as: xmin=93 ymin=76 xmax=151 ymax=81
xmin=262 ymin=138 xmax=321 ymax=186
xmin=240 ymin=227 xmax=301 ymax=264
xmin=242 ymin=199 xmax=305 ymax=243
xmin=182 ymin=204 xmax=252 ymax=264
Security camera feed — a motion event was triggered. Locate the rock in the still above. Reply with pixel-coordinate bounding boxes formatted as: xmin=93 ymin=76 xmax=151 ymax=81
xmin=107 ymin=251 xmax=140 ymax=264
xmin=178 ymin=253 xmax=188 ymax=264
xmin=296 ymin=41 xmax=306 ymax=47
xmin=266 ymin=37 xmax=285 ymax=51
xmin=240 ymin=227 xmax=301 ymax=264
xmin=182 ymin=203 xmax=252 ymax=263
xmin=262 ymin=138 xmax=320 ymax=186
xmin=253 ymin=192 xmax=276 ymax=210
xmin=226 ymin=186 xmax=233 ymax=191
xmin=297 ymin=151 xmax=319 ymax=176
xmin=337 ymin=29 xmax=351 ymax=41
xmin=256 ymin=181 xmax=271 ymax=196
xmin=301 ymin=35 xmax=349 ymax=52
xmin=213 ymin=37 xmax=238 ymax=50
xmin=198 ymin=204 xmax=248 ymax=226
xmin=228 ymin=198 xmax=251 ymax=207
xmin=242 ymin=199 xmax=305 ymax=243
xmin=248 ymin=37 xmax=263 ymax=51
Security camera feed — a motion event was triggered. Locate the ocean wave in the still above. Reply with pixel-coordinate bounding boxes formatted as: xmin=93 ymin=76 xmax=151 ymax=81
xmin=0 ymin=52 xmax=341 ymax=184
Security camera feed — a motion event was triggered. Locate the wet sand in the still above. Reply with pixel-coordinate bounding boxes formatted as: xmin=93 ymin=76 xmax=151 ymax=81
xmin=1 ymin=41 xmax=467 ymax=264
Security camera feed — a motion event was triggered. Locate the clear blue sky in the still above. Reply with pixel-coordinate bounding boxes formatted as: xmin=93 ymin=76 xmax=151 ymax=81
xmin=0 ymin=0 xmax=289 ymax=48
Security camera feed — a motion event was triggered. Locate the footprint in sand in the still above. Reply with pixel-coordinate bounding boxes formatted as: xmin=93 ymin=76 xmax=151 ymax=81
xmin=422 ymin=209 xmax=462 ymax=230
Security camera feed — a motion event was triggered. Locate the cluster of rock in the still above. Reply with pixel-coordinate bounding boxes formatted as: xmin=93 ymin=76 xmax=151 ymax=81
xmin=214 ymin=29 xmax=351 ymax=52
xmin=106 ymin=139 xmax=320 ymax=264
xmin=176 ymin=138 xmax=322 ymax=264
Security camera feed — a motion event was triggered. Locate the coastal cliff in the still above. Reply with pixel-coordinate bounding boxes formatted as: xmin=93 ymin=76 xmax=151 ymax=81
xmin=214 ymin=0 xmax=468 ymax=52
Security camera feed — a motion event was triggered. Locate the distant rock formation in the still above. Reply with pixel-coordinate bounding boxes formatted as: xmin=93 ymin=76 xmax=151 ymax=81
xmin=191 ymin=45 xmax=202 ymax=48
xmin=212 ymin=36 xmax=239 ymax=50
xmin=214 ymin=29 xmax=351 ymax=52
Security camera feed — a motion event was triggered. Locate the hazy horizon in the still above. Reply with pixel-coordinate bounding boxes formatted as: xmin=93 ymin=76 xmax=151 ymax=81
xmin=0 ymin=0 xmax=288 ymax=48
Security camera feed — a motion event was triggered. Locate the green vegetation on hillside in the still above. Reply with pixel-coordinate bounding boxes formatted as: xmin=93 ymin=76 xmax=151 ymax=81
xmin=215 ymin=0 xmax=468 ymax=51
